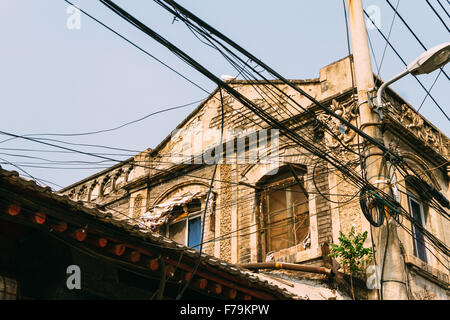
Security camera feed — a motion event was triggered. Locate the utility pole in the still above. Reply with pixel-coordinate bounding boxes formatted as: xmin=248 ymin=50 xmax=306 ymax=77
xmin=347 ymin=0 xmax=408 ymax=300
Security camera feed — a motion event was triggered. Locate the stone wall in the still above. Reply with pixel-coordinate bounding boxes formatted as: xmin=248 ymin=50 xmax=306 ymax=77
xmin=313 ymin=161 xmax=333 ymax=245
xmin=219 ymin=164 xmax=233 ymax=263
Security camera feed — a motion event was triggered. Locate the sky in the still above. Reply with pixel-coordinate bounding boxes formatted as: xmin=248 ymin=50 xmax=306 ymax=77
xmin=0 ymin=0 xmax=449 ymax=189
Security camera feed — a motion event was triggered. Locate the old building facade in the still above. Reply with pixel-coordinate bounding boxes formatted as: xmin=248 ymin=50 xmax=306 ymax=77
xmin=60 ymin=56 xmax=450 ymax=299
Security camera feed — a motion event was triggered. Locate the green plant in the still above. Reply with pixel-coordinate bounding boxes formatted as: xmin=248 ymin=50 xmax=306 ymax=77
xmin=328 ymin=226 xmax=374 ymax=299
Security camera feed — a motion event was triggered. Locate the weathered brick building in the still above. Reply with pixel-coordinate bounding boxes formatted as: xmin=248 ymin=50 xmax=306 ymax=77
xmin=60 ymin=56 xmax=450 ymax=299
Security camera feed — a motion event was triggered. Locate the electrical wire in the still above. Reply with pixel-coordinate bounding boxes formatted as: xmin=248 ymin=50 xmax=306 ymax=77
xmin=0 ymin=147 xmax=135 ymax=157
xmin=0 ymin=157 xmax=44 ymax=187
xmin=152 ymin=0 xmax=394 ymax=160
xmin=61 ymin=0 xmax=213 ymax=96
xmin=150 ymin=0 xmax=448 ymax=220
xmin=10 ymin=0 xmax=447 ymax=276
xmin=53 ymin=0 xmax=450 ymax=208
xmin=425 ymin=0 xmax=450 ymax=33
xmin=176 ymin=88 xmax=224 ymax=299
xmin=100 ymin=0 xmax=376 ymax=201
xmin=81 ymin=147 xmax=380 ymax=246
xmin=57 ymin=0 xmax=268 ymax=158
xmin=57 ymin=0 xmax=431 ymax=226
xmin=396 ymin=218 xmax=450 ymax=272
xmin=379 ymin=219 xmax=390 ymax=300
xmin=156 ymin=0 xmax=362 ymax=158
xmin=436 ymin=0 xmax=450 ymax=19
xmin=417 ymin=69 xmax=442 ymax=112
xmin=377 ymin=0 xmax=401 ymax=77
xmin=60 ymin=0 xmax=269 ymax=137
xmin=312 ymin=161 xmax=360 ymax=205
xmin=0 ymin=126 xmax=364 ymax=202
xmin=47 ymin=0 xmax=449 ymax=234
xmin=12 ymin=99 xmax=204 ymax=138
xmin=385 ymin=0 xmax=450 ymax=82
xmin=364 ymin=9 xmax=450 ymax=122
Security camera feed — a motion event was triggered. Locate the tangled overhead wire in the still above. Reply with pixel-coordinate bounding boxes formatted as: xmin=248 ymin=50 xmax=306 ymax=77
xmin=359 ymin=184 xmax=402 ymax=227
xmin=53 ymin=0 xmax=450 ymax=267
xmin=359 ymin=185 xmax=386 ymax=227
xmin=312 ymin=161 xmax=360 ymax=205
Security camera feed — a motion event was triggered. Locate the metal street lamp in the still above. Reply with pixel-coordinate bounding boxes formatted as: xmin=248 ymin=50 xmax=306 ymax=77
xmin=376 ymin=42 xmax=450 ymax=210
xmin=376 ymin=42 xmax=450 ymax=108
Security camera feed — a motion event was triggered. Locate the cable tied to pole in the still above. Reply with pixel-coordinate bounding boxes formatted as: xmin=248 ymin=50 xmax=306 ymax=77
xmin=359 ymin=182 xmax=402 ymax=227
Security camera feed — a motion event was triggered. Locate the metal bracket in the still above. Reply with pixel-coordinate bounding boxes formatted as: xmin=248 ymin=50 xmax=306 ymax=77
xmin=371 ymin=179 xmax=390 ymax=185
xmin=367 ymin=90 xmax=383 ymax=120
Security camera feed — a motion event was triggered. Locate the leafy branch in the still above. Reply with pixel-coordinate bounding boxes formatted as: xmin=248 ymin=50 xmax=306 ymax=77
xmin=328 ymin=226 xmax=374 ymax=299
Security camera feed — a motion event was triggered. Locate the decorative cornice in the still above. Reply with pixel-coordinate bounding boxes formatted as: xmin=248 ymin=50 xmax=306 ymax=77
xmin=383 ymin=94 xmax=448 ymax=161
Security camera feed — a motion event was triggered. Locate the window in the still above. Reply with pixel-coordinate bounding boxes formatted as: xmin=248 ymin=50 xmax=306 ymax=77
xmin=166 ymin=199 xmax=202 ymax=249
xmin=260 ymin=167 xmax=309 ymax=253
xmin=187 ymin=216 xmax=202 ymax=248
xmin=408 ymin=195 xmax=428 ymax=263
xmin=167 ymin=214 xmax=202 ymax=248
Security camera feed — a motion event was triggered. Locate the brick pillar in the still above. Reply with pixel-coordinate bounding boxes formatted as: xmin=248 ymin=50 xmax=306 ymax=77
xmin=314 ymin=161 xmax=333 ymax=245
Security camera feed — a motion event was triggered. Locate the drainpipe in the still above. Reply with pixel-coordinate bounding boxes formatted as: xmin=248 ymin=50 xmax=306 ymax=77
xmin=238 ymin=262 xmax=333 ymax=276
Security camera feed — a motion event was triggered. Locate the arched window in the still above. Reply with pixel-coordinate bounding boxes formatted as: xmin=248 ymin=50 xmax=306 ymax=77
xmin=142 ymin=187 xmax=213 ymax=249
xmin=258 ymin=165 xmax=309 ymax=253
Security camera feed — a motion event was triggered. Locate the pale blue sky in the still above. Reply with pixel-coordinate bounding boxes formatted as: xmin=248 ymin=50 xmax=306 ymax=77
xmin=0 ymin=0 xmax=448 ymax=188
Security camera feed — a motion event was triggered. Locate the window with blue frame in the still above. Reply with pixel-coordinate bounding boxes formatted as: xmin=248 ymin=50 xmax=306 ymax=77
xmin=166 ymin=199 xmax=202 ymax=249
xmin=187 ymin=216 xmax=202 ymax=248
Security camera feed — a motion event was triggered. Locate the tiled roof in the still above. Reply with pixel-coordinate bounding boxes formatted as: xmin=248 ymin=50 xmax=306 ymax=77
xmin=0 ymin=166 xmax=302 ymax=300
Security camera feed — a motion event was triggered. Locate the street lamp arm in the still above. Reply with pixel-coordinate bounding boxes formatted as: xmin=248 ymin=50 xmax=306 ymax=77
xmin=377 ymin=42 xmax=450 ymax=109
xmin=376 ymin=69 xmax=410 ymax=110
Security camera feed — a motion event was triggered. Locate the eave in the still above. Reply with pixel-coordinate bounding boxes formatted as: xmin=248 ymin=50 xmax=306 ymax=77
xmin=0 ymin=167 xmax=298 ymax=300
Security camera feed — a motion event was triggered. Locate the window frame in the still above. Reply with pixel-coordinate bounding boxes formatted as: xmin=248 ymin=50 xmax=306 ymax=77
xmin=166 ymin=213 xmax=202 ymax=248
xmin=407 ymin=193 xmax=428 ymax=263
xmin=260 ymin=175 xmax=310 ymax=253
xmin=164 ymin=198 xmax=203 ymax=248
